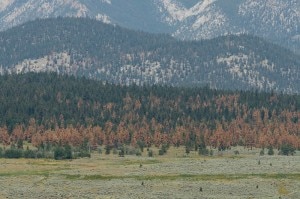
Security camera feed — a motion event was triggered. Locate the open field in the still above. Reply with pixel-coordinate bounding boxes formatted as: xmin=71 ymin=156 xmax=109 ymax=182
xmin=0 ymin=147 xmax=299 ymax=199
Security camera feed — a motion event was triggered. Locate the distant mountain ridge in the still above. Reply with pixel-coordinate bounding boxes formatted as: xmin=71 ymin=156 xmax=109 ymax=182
xmin=0 ymin=0 xmax=299 ymax=53
xmin=0 ymin=18 xmax=299 ymax=93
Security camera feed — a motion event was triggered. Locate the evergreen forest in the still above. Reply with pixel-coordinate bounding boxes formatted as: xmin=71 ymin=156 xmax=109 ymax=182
xmin=0 ymin=73 xmax=299 ymax=158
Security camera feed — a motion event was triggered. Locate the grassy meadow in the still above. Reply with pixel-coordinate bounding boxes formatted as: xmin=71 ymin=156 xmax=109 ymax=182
xmin=0 ymin=147 xmax=299 ymax=199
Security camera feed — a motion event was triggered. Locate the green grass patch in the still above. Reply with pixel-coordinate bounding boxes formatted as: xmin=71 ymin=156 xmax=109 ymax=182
xmin=63 ymin=173 xmax=300 ymax=181
xmin=112 ymin=159 xmax=161 ymax=166
xmin=0 ymin=170 xmax=51 ymax=177
xmin=64 ymin=174 xmax=126 ymax=180
xmin=65 ymin=174 xmax=82 ymax=180
xmin=255 ymin=173 xmax=300 ymax=180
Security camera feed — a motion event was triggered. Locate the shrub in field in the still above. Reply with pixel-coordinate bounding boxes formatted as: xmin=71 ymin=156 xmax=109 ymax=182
xmin=73 ymin=151 xmax=91 ymax=158
xmin=199 ymin=148 xmax=209 ymax=156
xmin=105 ymin=145 xmax=111 ymax=155
xmin=159 ymin=144 xmax=169 ymax=155
xmin=260 ymin=149 xmax=265 ymax=156
xmin=158 ymin=149 xmax=164 ymax=156
xmin=0 ymin=147 xmax=3 ymax=158
xmin=64 ymin=144 xmax=73 ymax=159
xmin=218 ymin=144 xmax=226 ymax=151
xmin=124 ymin=146 xmax=141 ymax=155
xmin=36 ymin=151 xmax=46 ymax=159
xmin=54 ymin=145 xmax=72 ymax=160
xmin=279 ymin=144 xmax=295 ymax=156
xmin=267 ymin=146 xmax=274 ymax=155
xmin=54 ymin=146 xmax=65 ymax=160
xmin=148 ymin=150 xmax=153 ymax=157
xmin=185 ymin=146 xmax=190 ymax=155
xmin=4 ymin=148 xmax=23 ymax=158
xmin=23 ymin=149 xmax=37 ymax=158
xmin=118 ymin=147 xmax=125 ymax=157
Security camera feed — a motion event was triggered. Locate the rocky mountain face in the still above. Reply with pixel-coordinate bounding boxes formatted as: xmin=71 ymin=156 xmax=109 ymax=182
xmin=0 ymin=18 xmax=299 ymax=93
xmin=0 ymin=0 xmax=299 ymax=53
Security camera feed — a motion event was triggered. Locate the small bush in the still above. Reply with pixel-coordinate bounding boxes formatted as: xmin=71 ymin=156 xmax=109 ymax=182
xmin=279 ymin=144 xmax=295 ymax=156
xmin=148 ymin=150 xmax=153 ymax=157
xmin=23 ymin=149 xmax=37 ymax=159
xmin=0 ymin=147 xmax=3 ymax=158
xmin=159 ymin=144 xmax=169 ymax=156
xmin=53 ymin=145 xmax=72 ymax=160
xmin=267 ymin=146 xmax=274 ymax=155
xmin=118 ymin=148 xmax=125 ymax=157
xmin=260 ymin=149 xmax=264 ymax=156
xmin=185 ymin=146 xmax=190 ymax=154
xmin=234 ymin=150 xmax=239 ymax=155
xmin=105 ymin=145 xmax=111 ymax=155
xmin=64 ymin=144 xmax=72 ymax=159
xmin=161 ymin=144 xmax=169 ymax=154
xmin=218 ymin=145 xmax=226 ymax=151
xmin=125 ymin=146 xmax=140 ymax=155
xmin=4 ymin=148 xmax=23 ymax=158
xmin=198 ymin=148 xmax=209 ymax=156
xmin=158 ymin=149 xmax=165 ymax=156
xmin=74 ymin=151 xmax=91 ymax=158
xmin=36 ymin=151 xmax=46 ymax=159
xmin=54 ymin=146 xmax=65 ymax=160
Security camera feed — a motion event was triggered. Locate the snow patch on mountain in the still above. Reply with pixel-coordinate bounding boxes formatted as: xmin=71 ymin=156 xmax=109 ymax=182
xmin=0 ymin=0 xmax=13 ymax=12
xmin=95 ymin=13 xmax=111 ymax=24
xmin=101 ymin=0 xmax=111 ymax=5
xmin=1 ymin=0 xmax=88 ymax=27
xmin=155 ymin=0 xmax=217 ymax=23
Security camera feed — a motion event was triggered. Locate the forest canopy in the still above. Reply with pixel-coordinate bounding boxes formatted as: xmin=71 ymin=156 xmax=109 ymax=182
xmin=0 ymin=73 xmax=299 ymax=152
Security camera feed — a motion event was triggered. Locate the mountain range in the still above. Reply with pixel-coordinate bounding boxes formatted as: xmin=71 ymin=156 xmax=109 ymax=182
xmin=0 ymin=17 xmax=299 ymax=93
xmin=0 ymin=0 xmax=299 ymax=53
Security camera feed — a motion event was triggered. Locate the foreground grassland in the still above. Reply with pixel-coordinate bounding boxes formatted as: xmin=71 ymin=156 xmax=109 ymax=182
xmin=0 ymin=147 xmax=299 ymax=199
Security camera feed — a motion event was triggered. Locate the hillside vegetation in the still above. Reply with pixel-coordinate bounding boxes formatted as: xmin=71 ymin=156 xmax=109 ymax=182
xmin=0 ymin=18 xmax=300 ymax=93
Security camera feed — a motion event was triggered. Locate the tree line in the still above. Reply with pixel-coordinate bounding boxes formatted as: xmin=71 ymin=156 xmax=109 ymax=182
xmin=0 ymin=73 xmax=299 ymax=158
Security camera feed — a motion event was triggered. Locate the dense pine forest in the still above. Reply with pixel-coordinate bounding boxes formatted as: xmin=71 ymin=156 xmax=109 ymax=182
xmin=0 ymin=73 xmax=299 ymax=158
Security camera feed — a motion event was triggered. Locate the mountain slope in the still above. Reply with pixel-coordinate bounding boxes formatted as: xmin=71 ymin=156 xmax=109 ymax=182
xmin=0 ymin=0 xmax=299 ymax=53
xmin=0 ymin=18 xmax=299 ymax=93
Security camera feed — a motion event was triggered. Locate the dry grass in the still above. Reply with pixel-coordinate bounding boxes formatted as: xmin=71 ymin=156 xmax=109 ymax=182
xmin=0 ymin=146 xmax=299 ymax=198
xmin=277 ymin=182 xmax=289 ymax=196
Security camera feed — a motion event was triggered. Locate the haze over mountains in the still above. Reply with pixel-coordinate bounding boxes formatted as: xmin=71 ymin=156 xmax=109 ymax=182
xmin=0 ymin=18 xmax=299 ymax=93
xmin=0 ymin=0 xmax=299 ymax=53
